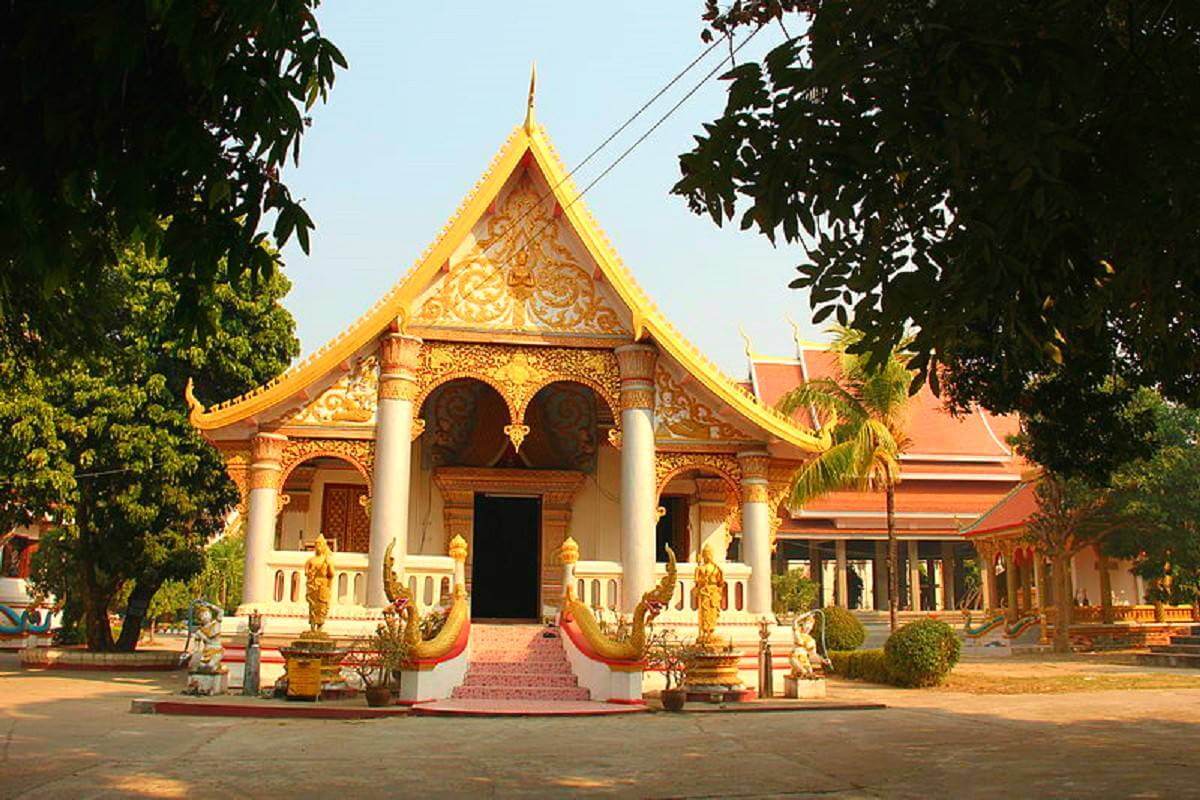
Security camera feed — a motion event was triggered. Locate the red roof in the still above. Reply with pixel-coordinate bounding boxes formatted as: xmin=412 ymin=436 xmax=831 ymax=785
xmin=751 ymin=350 xmax=1021 ymax=463
xmin=962 ymin=481 xmax=1039 ymax=537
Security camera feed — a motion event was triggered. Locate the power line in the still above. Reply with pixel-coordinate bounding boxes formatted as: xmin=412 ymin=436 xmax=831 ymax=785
xmin=451 ymin=24 xmax=765 ymax=309
xmin=432 ymin=28 xmax=750 ymax=310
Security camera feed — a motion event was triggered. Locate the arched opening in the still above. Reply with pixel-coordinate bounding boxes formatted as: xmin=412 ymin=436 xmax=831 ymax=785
xmin=277 ymin=454 xmax=370 ymax=553
xmin=420 ymin=378 xmax=511 ymax=468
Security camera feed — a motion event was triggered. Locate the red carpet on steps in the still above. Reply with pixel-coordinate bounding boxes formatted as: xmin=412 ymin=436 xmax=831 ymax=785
xmin=411 ymin=623 xmax=647 ymax=716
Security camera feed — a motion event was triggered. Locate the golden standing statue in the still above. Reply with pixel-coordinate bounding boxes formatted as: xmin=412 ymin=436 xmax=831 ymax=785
xmin=692 ymin=544 xmax=725 ymax=649
xmin=304 ymin=534 xmax=334 ymax=633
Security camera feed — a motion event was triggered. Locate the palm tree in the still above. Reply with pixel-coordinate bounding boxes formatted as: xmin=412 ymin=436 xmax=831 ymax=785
xmin=776 ymin=328 xmax=913 ymax=631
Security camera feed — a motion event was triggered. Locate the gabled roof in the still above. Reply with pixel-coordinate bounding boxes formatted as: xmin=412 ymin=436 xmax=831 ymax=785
xmin=186 ymin=104 xmax=829 ymax=452
xmin=961 ymin=480 xmax=1039 ymax=537
xmin=748 ymin=349 xmax=1021 ymax=463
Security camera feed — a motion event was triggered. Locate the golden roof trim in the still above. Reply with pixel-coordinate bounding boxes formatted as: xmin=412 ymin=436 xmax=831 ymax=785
xmin=189 ymin=118 xmax=829 ymax=451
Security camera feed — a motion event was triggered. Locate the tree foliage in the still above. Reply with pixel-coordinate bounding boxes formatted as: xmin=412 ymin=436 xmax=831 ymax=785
xmin=0 ymin=2 xmax=344 ymax=354
xmin=677 ymin=1 xmax=1200 ymax=478
xmin=1104 ymin=397 xmax=1200 ymax=607
xmin=18 ymin=246 xmax=297 ymax=650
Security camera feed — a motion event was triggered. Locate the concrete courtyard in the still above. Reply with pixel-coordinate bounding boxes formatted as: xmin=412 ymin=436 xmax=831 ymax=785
xmin=1 ymin=653 xmax=1197 ymax=799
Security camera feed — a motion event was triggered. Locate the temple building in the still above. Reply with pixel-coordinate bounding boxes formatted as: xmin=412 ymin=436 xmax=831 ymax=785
xmin=744 ymin=336 xmax=1025 ymax=613
xmin=188 ymin=92 xmax=831 ymax=653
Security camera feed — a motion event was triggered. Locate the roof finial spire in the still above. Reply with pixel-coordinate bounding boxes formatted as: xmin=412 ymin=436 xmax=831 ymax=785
xmin=785 ymin=313 xmax=804 ymax=358
xmin=524 ymin=62 xmax=537 ymax=133
xmin=739 ymin=325 xmax=754 ymax=360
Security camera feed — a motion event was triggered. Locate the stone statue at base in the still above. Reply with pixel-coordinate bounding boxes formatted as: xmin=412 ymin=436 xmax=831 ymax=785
xmin=303 ymin=534 xmax=334 ymax=636
xmin=184 ymin=601 xmax=228 ymax=696
xmin=784 ymin=612 xmax=828 ymax=699
xmin=788 ymin=613 xmax=829 ymax=680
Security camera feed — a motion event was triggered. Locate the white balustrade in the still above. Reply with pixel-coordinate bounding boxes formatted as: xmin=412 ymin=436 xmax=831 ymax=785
xmin=573 ymin=560 xmax=623 ymax=611
xmin=265 ymin=550 xmax=455 ymax=616
xmin=655 ymin=560 xmax=751 ymax=622
xmin=401 ymin=554 xmax=456 ymax=615
xmin=567 ymin=560 xmax=751 ymax=621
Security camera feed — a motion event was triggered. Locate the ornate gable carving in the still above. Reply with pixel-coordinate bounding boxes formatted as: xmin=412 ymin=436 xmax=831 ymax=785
xmin=413 ymin=176 xmax=629 ymax=337
xmin=655 ymin=362 xmax=748 ymax=442
xmin=279 ymin=354 xmax=379 ymax=427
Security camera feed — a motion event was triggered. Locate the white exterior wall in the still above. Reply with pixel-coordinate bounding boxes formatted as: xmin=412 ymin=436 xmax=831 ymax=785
xmin=407 ymin=443 xmax=446 ymax=556
xmin=1071 ymin=551 xmax=1142 ymax=606
xmin=565 ymin=446 xmax=622 ymax=561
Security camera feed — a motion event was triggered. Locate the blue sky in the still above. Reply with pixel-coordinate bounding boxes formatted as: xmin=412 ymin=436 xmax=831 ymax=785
xmin=279 ymin=2 xmax=823 ymax=378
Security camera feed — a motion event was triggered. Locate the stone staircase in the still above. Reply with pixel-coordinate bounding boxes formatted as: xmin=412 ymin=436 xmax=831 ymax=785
xmin=1136 ymin=625 xmax=1200 ymax=669
xmin=451 ymin=624 xmax=590 ymax=701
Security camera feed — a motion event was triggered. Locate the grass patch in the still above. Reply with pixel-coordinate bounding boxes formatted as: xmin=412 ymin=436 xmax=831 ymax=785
xmin=937 ymin=672 xmax=1200 ymax=695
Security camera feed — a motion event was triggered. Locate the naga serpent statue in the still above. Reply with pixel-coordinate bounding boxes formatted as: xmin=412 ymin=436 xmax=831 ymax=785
xmin=382 ymin=540 xmax=469 ymax=661
xmin=560 ymin=544 xmax=678 ymax=662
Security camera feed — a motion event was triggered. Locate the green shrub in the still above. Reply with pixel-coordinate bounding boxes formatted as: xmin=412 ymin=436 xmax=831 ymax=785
xmin=883 ymin=618 xmax=961 ymax=687
xmin=829 ymin=649 xmax=892 ymax=684
xmin=772 ymin=569 xmax=819 ymax=615
xmin=816 ymin=606 xmax=866 ymax=651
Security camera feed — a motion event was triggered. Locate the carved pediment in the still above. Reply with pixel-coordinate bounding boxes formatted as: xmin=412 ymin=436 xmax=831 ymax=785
xmin=413 ymin=176 xmax=630 ymax=338
xmin=278 ymin=354 xmax=379 ymax=427
xmin=655 ymin=362 xmax=749 ymax=442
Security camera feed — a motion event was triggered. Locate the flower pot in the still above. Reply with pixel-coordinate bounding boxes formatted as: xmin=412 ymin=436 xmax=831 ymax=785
xmin=364 ymin=686 xmax=392 ymax=707
xmin=661 ymin=688 xmax=687 ymax=712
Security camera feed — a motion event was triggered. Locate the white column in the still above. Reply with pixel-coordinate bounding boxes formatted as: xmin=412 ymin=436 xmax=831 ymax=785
xmin=835 ymin=539 xmax=849 ymax=608
xmin=908 ymin=540 xmax=922 ymax=612
xmin=366 ymin=332 xmax=422 ymax=608
xmin=242 ymin=432 xmax=287 ymax=610
xmin=739 ymin=450 xmax=772 ymax=615
xmin=615 ymin=343 xmax=658 ymax=611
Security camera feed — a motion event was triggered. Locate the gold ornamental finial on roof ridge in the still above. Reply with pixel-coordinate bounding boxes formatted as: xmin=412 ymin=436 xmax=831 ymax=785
xmin=524 ymin=62 xmax=537 ymax=133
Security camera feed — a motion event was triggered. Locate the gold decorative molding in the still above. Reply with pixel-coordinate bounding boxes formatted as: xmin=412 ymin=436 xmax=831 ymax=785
xmin=414 ymin=342 xmax=620 ymax=428
xmin=279 ymin=356 xmax=378 ymax=427
xmin=503 ymin=423 xmax=531 ymax=452
xmin=654 ymin=451 xmax=742 ymax=501
xmin=410 ymin=417 xmax=426 ymax=441
xmin=380 ymin=378 xmax=418 ymax=402
xmin=606 ymin=427 xmax=622 ymax=450
xmin=379 ymin=333 xmax=422 ymax=372
xmin=187 ymin=120 xmax=829 ymax=454
xmin=414 ymin=176 xmax=628 ymax=337
xmin=654 ymin=363 xmax=746 ymax=441
xmin=278 ymin=438 xmax=375 ymax=496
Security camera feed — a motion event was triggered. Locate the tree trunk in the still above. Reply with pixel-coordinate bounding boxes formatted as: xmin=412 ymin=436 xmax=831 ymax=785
xmin=82 ymin=586 xmax=115 ymax=651
xmin=115 ymin=577 xmax=160 ymax=652
xmin=886 ymin=484 xmax=898 ymax=632
xmin=81 ymin=566 xmax=115 ymax=651
xmin=1053 ymin=553 xmax=1073 ymax=653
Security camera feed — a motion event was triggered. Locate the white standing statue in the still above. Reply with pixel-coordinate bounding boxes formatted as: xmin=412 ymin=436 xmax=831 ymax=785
xmin=185 ymin=601 xmax=228 ymax=696
xmin=788 ymin=612 xmax=830 ymax=681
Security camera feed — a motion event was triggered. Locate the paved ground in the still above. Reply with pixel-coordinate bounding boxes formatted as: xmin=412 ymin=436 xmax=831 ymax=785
xmin=2 ymin=653 xmax=1197 ymax=799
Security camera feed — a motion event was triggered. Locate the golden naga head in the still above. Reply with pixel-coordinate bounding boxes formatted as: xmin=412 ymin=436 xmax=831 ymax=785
xmin=641 ymin=544 xmax=677 ymax=618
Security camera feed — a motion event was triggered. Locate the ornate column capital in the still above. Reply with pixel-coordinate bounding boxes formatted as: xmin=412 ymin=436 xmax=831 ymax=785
xmin=737 ymin=449 xmax=771 ymax=505
xmin=249 ymin=432 xmax=287 ymax=490
xmin=379 ymin=333 xmax=422 ymax=402
xmin=614 ymin=342 xmax=657 ymax=411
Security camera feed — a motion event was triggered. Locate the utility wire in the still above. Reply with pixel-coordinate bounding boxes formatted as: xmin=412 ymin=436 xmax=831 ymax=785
xmin=448 ymin=24 xmax=764 ymax=310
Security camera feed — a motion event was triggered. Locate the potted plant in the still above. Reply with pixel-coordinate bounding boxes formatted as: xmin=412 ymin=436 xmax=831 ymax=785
xmin=646 ymin=630 xmax=695 ymax=712
xmin=344 ymin=611 xmax=410 ymax=707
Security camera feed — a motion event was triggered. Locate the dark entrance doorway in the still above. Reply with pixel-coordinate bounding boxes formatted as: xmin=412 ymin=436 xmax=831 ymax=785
xmin=471 ymin=495 xmax=541 ymax=620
